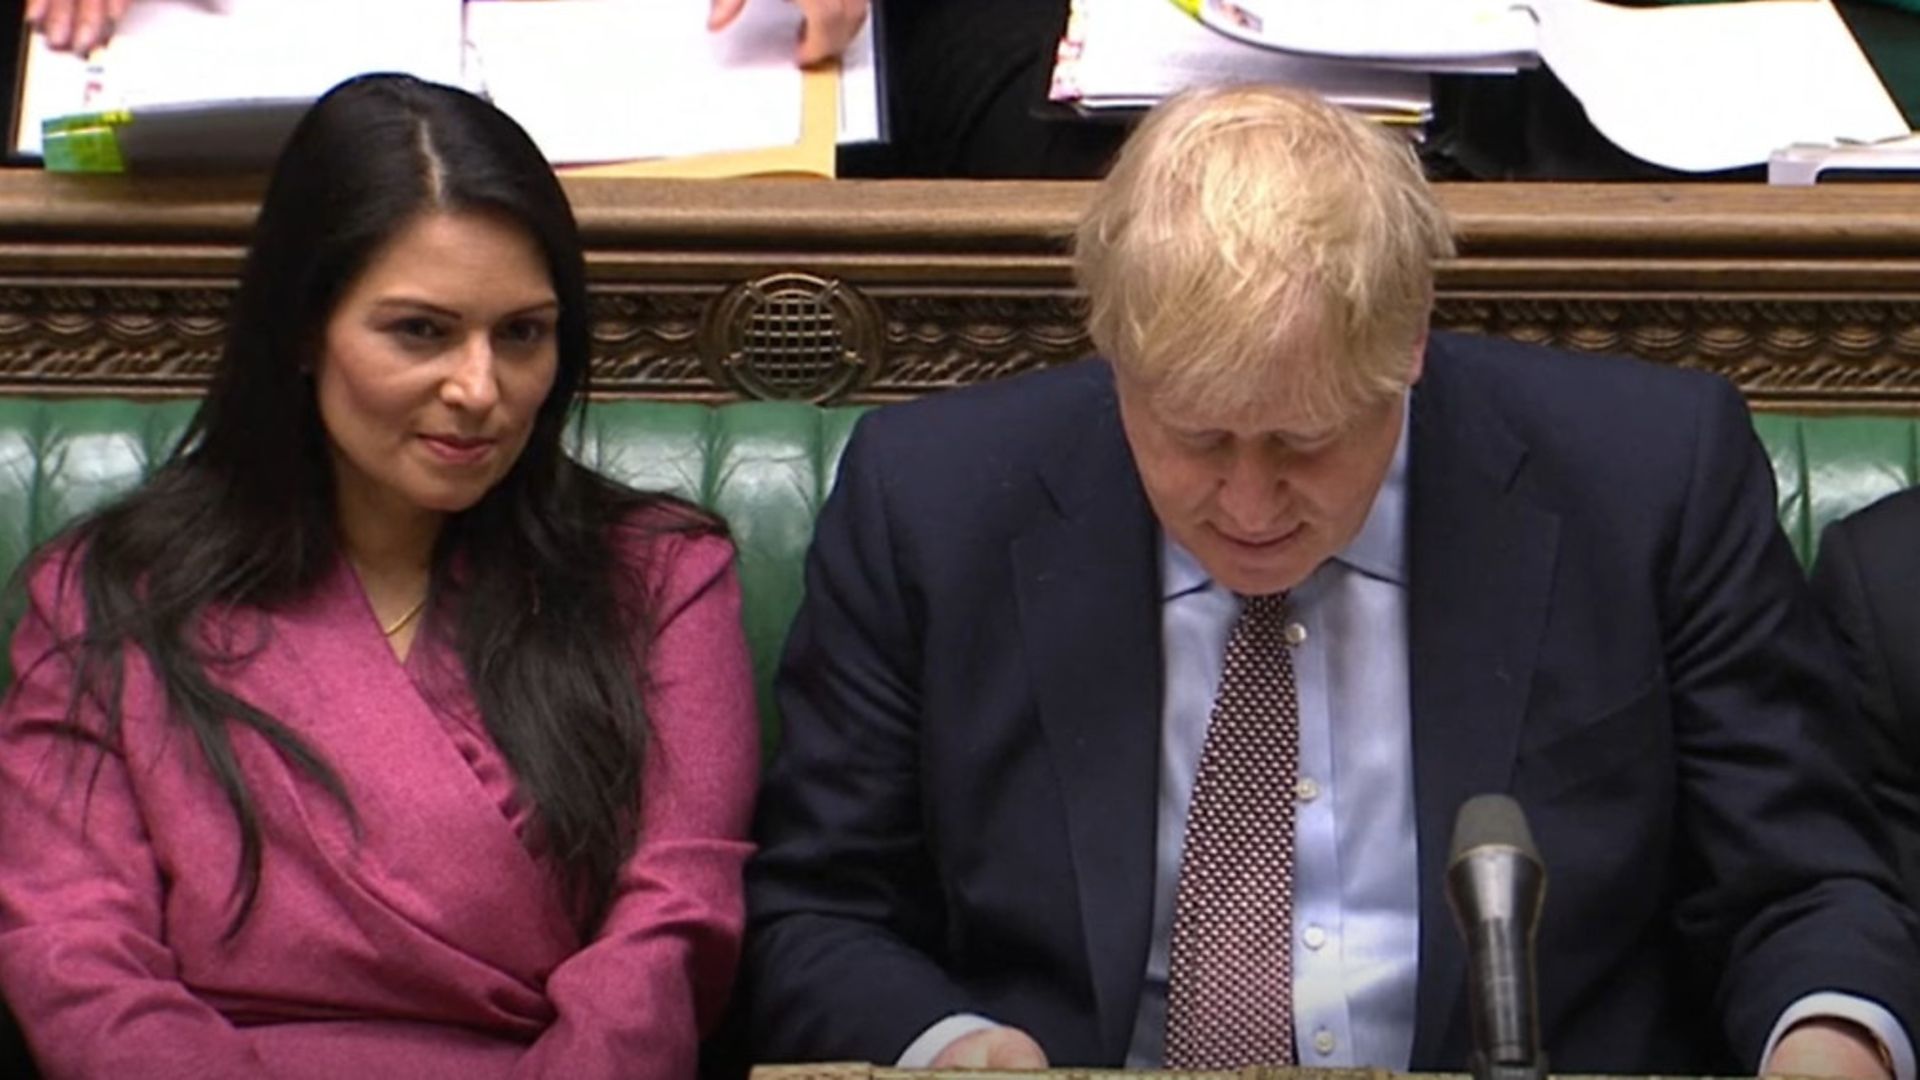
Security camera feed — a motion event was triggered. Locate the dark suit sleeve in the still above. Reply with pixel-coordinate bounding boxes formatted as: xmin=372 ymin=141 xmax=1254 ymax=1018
xmin=1662 ymin=381 xmax=1920 ymax=1065
xmin=1810 ymin=503 xmax=1920 ymax=910
xmin=743 ymin=416 xmax=977 ymax=1063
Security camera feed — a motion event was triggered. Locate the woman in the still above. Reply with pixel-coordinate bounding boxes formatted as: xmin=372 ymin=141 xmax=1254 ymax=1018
xmin=0 ymin=74 xmax=756 ymax=1078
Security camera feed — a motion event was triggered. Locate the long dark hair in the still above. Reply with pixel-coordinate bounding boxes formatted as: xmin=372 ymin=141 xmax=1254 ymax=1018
xmin=33 ymin=74 xmax=715 ymax=935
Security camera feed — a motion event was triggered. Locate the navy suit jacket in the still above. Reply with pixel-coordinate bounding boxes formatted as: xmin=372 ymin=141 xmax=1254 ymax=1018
xmin=745 ymin=333 xmax=1920 ymax=1071
xmin=1811 ymin=488 xmax=1920 ymax=911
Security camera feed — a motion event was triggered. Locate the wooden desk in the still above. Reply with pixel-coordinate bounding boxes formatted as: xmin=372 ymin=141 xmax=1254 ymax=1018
xmin=741 ymin=1060 xmax=1674 ymax=1068
xmin=750 ymin=1066 xmax=1397 ymax=1080
xmin=4 ymin=171 xmax=1920 ymax=410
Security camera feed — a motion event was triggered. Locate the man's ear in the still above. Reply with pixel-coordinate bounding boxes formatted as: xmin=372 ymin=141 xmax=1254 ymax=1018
xmin=1406 ymin=330 xmax=1429 ymax=386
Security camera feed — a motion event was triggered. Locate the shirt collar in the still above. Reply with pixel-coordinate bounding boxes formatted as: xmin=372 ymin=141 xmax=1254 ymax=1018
xmin=1159 ymin=400 xmax=1410 ymax=599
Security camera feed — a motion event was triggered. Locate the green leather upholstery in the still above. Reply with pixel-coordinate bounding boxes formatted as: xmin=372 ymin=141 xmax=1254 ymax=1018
xmin=0 ymin=398 xmax=870 ymax=750
xmin=1754 ymin=412 xmax=1920 ymax=568
xmin=3 ymin=397 xmax=1918 ymax=747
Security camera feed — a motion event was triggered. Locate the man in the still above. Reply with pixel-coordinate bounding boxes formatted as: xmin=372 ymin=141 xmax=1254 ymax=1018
xmin=1811 ymin=489 xmax=1920 ymax=911
xmin=744 ymin=86 xmax=1920 ymax=1076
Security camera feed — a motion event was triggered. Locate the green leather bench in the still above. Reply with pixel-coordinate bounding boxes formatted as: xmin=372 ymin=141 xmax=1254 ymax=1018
xmin=2 ymin=396 xmax=1918 ymax=741
xmin=0 ymin=392 xmax=1915 ymax=1078
xmin=0 ymin=398 xmax=868 ymax=752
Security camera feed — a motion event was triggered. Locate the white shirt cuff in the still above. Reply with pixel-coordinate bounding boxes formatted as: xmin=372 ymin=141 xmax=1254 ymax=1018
xmin=897 ymin=1013 xmax=1002 ymax=1068
xmin=1763 ymin=993 xmax=1915 ymax=1080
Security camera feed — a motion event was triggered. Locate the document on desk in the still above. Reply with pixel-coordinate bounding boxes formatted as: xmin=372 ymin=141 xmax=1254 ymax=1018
xmin=1534 ymin=0 xmax=1908 ymax=172
xmin=12 ymin=0 xmax=465 ymax=157
xmin=837 ymin=16 xmax=882 ymax=145
xmin=1194 ymin=0 xmax=1538 ymax=73
xmin=463 ymin=0 xmax=806 ymax=165
xmin=1181 ymin=0 xmax=1907 ymax=171
xmin=1053 ymin=0 xmax=1431 ymax=120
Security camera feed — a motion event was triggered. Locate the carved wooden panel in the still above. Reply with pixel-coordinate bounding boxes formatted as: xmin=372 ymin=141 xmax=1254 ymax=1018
xmin=874 ymin=293 xmax=1091 ymax=396
xmin=1432 ymin=296 xmax=1920 ymax=410
xmin=0 ymin=283 xmax=229 ymax=389
xmin=7 ymin=174 xmax=1920 ymax=411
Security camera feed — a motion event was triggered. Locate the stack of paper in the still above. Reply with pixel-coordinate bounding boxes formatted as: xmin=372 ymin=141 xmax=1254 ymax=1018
xmin=1534 ymin=0 xmax=1908 ymax=173
xmin=1159 ymin=0 xmax=1910 ymax=173
xmin=13 ymin=0 xmax=468 ymax=159
xmin=1769 ymin=134 xmax=1920 ymax=185
xmin=1195 ymin=0 xmax=1537 ymax=74
xmin=1051 ymin=0 xmax=1432 ymax=126
xmin=465 ymin=0 xmax=800 ymax=164
xmin=12 ymin=0 xmax=881 ymax=174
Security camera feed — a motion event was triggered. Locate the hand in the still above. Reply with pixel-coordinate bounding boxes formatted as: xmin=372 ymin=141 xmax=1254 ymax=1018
xmin=707 ymin=0 xmax=869 ymax=66
xmin=929 ymin=1025 xmax=1050 ymax=1069
xmin=1764 ymin=1019 xmax=1893 ymax=1080
xmin=25 ymin=0 xmax=132 ymax=54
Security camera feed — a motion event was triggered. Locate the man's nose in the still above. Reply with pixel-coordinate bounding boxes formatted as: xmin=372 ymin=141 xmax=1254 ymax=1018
xmin=1214 ymin=444 xmax=1288 ymax=533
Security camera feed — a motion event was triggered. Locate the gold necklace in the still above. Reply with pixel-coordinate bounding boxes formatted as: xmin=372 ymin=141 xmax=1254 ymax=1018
xmin=381 ymin=594 xmax=428 ymax=637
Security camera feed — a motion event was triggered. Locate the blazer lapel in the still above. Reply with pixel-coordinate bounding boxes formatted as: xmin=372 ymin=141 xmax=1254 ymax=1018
xmin=1011 ymin=387 xmax=1164 ymax=1063
xmin=269 ymin=566 xmax=579 ymax=975
xmin=1404 ymin=355 xmax=1560 ymax=1067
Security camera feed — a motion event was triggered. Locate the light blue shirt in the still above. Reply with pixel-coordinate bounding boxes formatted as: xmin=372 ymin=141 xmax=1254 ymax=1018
xmin=1124 ymin=410 xmax=1419 ymax=1069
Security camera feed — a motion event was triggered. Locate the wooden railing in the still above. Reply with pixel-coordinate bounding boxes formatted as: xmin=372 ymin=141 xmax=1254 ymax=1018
xmin=5 ymin=171 xmax=1920 ymax=410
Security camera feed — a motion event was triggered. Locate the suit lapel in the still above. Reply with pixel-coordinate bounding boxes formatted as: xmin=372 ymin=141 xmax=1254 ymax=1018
xmin=1011 ymin=380 xmax=1164 ymax=1063
xmin=1405 ymin=352 xmax=1560 ymax=1067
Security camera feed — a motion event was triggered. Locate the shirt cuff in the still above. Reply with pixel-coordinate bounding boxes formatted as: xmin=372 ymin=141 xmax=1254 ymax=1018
xmin=1763 ymin=993 xmax=1915 ymax=1080
xmin=897 ymin=1013 xmax=1002 ymax=1068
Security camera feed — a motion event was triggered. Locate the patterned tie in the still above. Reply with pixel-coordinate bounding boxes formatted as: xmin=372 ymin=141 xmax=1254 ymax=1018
xmin=1164 ymin=591 xmax=1301 ymax=1069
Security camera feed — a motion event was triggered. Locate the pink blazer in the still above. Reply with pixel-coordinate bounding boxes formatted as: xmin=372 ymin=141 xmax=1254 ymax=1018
xmin=0 ymin=524 xmax=758 ymax=1079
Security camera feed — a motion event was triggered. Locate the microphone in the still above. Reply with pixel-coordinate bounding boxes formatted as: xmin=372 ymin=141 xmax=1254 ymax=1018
xmin=1446 ymin=794 xmax=1549 ymax=1080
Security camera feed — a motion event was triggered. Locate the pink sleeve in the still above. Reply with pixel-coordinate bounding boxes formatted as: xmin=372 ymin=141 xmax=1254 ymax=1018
xmin=512 ymin=530 xmax=759 ymax=1080
xmin=0 ymin=555 xmax=268 ymax=1079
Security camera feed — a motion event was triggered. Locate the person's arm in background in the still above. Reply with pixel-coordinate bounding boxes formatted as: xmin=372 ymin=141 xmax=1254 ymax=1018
xmin=708 ymin=0 xmax=867 ymax=65
xmin=24 ymin=0 xmax=129 ymax=54
xmin=1657 ymin=379 xmax=1918 ymax=1080
xmin=1809 ymin=497 xmax=1920 ymax=909
xmin=743 ymin=415 xmax=1001 ymax=1063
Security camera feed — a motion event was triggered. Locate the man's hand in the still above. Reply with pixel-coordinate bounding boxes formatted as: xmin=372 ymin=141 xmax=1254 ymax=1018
xmin=1765 ymin=1019 xmax=1894 ymax=1080
xmin=929 ymin=1025 xmax=1050 ymax=1069
xmin=707 ymin=0 xmax=868 ymax=66
xmin=25 ymin=0 xmax=132 ymax=54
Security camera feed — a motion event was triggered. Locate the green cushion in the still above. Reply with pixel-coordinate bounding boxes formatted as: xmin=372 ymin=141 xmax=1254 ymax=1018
xmin=1753 ymin=412 xmax=1920 ymax=568
xmin=570 ymin=401 xmax=870 ymax=753
xmin=0 ymin=398 xmax=870 ymax=749
xmin=2 ymin=397 xmax=1915 ymax=750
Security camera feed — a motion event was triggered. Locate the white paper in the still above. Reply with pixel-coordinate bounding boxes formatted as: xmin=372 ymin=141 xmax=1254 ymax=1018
xmin=1058 ymin=0 xmax=1431 ymax=118
xmin=1198 ymin=0 xmax=1539 ymax=73
xmin=837 ymin=15 xmax=881 ymax=144
xmin=1536 ymin=0 xmax=1908 ymax=172
xmin=1769 ymin=133 xmax=1920 ymax=185
xmin=463 ymin=0 xmax=804 ymax=165
xmin=15 ymin=0 xmax=466 ymax=156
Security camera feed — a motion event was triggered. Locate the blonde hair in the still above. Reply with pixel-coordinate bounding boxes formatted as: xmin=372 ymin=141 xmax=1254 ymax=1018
xmin=1075 ymin=85 xmax=1455 ymax=428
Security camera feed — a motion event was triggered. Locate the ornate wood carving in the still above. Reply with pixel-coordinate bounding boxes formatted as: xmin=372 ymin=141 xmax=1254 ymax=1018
xmin=700 ymin=273 xmax=887 ymax=402
xmin=874 ymin=294 xmax=1091 ymax=397
xmin=584 ymin=290 xmax=712 ymax=396
xmin=0 ymin=283 xmax=229 ymax=389
xmin=1430 ymin=296 xmax=1920 ymax=409
xmin=7 ymin=173 xmax=1920 ymax=411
